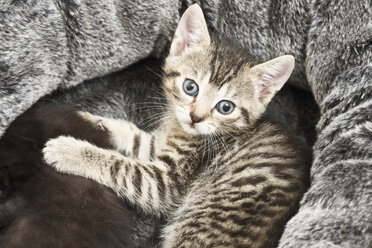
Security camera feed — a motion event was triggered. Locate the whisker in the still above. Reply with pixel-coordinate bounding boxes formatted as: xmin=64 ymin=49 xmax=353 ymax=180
xmin=145 ymin=65 xmax=164 ymax=79
xmin=211 ymin=133 xmax=218 ymax=171
xmin=141 ymin=112 xmax=176 ymax=131
xmin=139 ymin=112 xmax=171 ymax=127
xmin=128 ymin=106 xmax=168 ymax=114
xmin=127 ymin=102 xmax=169 ymax=107
xmin=215 ymin=132 xmax=228 ymax=156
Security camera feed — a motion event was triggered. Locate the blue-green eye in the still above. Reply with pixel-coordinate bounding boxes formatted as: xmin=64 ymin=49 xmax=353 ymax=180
xmin=216 ymin=100 xmax=235 ymax=114
xmin=183 ymin=79 xmax=199 ymax=96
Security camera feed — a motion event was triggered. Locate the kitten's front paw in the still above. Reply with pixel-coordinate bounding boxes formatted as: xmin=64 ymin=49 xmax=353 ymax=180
xmin=43 ymin=136 xmax=85 ymax=174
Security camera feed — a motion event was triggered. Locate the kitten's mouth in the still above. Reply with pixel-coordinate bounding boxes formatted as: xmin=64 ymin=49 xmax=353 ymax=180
xmin=174 ymin=109 xmax=210 ymax=135
xmin=177 ymin=120 xmax=201 ymax=135
xmin=182 ymin=120 xmax=213 ymax=135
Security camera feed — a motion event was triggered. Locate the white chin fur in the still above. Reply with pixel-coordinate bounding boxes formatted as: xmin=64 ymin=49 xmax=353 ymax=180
xmin=180 ymin=121 xmax=214 ymax=135
xmin=174 ymin=107 xmax=214 ymax=135
xmin=181 ymin=122 xmax=200 ymax=135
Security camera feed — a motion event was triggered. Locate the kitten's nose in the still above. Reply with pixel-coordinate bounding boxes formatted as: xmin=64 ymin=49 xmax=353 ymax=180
xmin=190 ymin=112 xmax=203 ymax=123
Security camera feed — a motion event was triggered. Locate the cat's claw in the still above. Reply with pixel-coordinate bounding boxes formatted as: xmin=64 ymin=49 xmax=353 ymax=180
xmin=97 ymin=120 xmax=105 ymax=131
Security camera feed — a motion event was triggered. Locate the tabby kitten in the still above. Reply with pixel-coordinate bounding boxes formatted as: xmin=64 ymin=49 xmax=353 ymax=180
xmin=43 ymin=4 xmax=309 ymax=248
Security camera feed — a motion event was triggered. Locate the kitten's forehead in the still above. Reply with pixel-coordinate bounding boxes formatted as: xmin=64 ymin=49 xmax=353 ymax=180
xmin=181 ymin=43 xmax=254 ymax=89
xmin=212 ymin=83 xmax=237 ymax=99
xmin=207 ymin=47 xmax=251 ymax=88
xmin=176 ymin=65 xmax=239 ymax=100
xmin=164 ymin=41 xmax=256 ymax=103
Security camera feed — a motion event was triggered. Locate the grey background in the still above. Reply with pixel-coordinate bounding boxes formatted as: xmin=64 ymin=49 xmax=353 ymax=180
xmin=0 ymin=0 xmax=371 ymax=247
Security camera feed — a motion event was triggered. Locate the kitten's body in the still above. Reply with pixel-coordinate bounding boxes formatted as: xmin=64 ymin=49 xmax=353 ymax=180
xmin=162 ymin=117 xmax=309 ymax=247
xmin=46 ymin=104 xmax=308 ymax=247
xmin=43 ymin=4 xmax=311 ymax=247
xmin=43 ymin=105 xmax=309 ymax=247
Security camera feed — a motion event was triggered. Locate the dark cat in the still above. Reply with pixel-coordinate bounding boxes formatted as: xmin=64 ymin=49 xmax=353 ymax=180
xmin=0 ymin=103 xmax=135 ymax=247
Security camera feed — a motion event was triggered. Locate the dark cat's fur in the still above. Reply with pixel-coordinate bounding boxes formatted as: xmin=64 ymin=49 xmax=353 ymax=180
xmin=0 ymin=103 xmax=135 ymax=247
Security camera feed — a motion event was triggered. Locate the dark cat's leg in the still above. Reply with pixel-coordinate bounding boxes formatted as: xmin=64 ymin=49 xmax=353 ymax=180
xmin=0 ymin=103 xmax=114 ymax=227
xmin=0 ymin=167 xmax=10 ymax=201
xmin=5 ymin=103 xmax=114 ymax=150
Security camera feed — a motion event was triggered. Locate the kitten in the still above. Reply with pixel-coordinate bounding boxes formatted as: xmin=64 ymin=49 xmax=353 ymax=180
xmin=43 ymin=4 xmax=310 ymax=248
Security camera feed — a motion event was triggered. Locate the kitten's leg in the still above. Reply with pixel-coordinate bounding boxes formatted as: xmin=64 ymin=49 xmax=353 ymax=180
xmin=78 ymin=112 xmax=154 ymax=161
xmin=43 ymin=136 xmax=178 ymax=215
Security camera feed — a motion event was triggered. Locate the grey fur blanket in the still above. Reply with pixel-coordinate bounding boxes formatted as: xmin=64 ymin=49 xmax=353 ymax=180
xmin=0 ymin=0 xmax=371 ymax=247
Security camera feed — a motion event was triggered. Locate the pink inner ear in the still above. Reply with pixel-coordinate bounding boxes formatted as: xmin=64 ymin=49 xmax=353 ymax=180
xmin=170 ymin=4 xmax=210 ymax=56
xmin=184 ymin=19 xmax=198 ymax=48
xmin=258 ymin=76 xmax=283 ymax=100
xmin=174 ymin=38 xmax=186 ymax=56
xmin=174 ymin=16 xmax=199 ymax=55
xmin=258 ymin=87 xmax=273 ymax=101
xmin=176 ymin=20 xmax=194 ymax=54
xmin=254 ymin=55 xmax=295 ymax=103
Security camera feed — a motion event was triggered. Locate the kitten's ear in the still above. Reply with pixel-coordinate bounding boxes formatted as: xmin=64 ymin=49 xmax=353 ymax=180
xmin=251 ymin=55 xmax=295 ymax=107
xmin=169 ymin=4 xmax=211 ymax=56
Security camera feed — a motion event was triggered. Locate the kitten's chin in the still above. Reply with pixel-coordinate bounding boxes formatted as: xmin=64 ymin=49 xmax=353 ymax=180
xmin=174 ymin=109 xmax=213 ymax=135
xmin=180 ymin=121 xmax=212 ymax=136
xmin=180 ymin=123 xmax=200 ymax=135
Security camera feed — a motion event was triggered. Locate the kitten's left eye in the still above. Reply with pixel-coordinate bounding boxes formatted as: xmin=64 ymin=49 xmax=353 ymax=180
xmin=183 ymin=79 xmax=199 ymax=96
xmin=216 ymin=100 xmax=235 ymax=114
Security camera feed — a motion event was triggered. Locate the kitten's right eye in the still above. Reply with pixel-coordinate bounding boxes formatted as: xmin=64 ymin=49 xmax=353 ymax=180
xmin=183 ymin=79 xmax=199 ymax=96
xmin=216 ymin=100 xmax=235 ymax=114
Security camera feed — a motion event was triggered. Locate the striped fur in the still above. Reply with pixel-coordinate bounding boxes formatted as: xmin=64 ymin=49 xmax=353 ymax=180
xmin=42 ymin=4 xmax=310 ymax=247
xmin=43 ymin=112 xmax=309 ymax=247
xmin=162 ymin=121 xmax=309 ymax=248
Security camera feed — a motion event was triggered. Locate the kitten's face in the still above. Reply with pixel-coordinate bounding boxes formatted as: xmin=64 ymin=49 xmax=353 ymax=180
xmin=163 ymin=4 xmax=294 ymax=136
xmin=163 ymin=47 xmax=258 ymax=135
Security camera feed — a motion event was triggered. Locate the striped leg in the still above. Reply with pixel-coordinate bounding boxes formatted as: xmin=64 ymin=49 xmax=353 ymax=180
xmin=43 ymin=136 xmax=178 ymax=215
xmin=78 ymin=111 xmax=154 ymax=161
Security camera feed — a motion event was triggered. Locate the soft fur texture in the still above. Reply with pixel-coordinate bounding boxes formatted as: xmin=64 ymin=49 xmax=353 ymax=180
xmin=0 ymin=57 xmax=317 ymax=248
xmin=39 ymin=7 xmax=310 ymax=246
xmin=0 ymin=0 xmax=371 ymax=247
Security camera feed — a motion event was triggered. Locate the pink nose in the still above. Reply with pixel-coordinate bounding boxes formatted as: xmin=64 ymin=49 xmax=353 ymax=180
xmin=190 ymin=112 xmax=203 ymax=123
